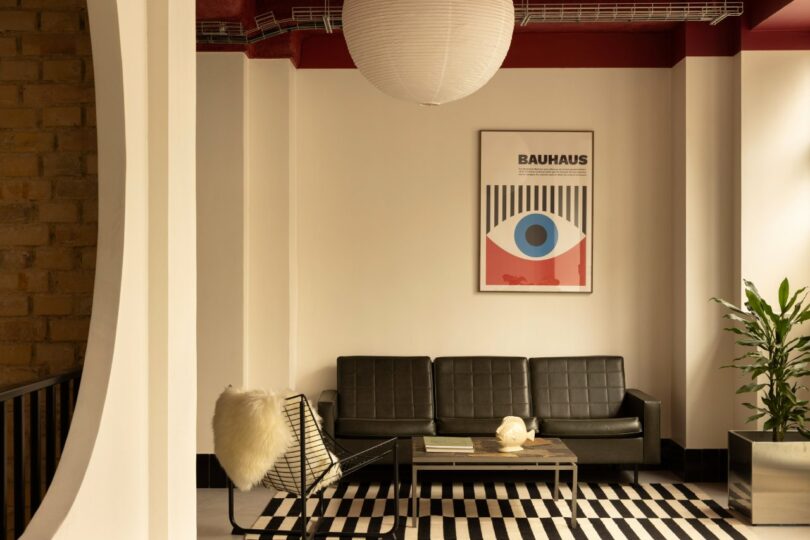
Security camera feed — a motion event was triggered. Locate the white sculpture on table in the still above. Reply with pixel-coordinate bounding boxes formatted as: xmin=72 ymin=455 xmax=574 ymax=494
xmin=496 ymin=416 xmax=535 ymax=452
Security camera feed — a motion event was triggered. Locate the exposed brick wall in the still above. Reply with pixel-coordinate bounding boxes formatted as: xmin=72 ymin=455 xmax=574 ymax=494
xmin=0 ymin=0 xmax=96 ymax=388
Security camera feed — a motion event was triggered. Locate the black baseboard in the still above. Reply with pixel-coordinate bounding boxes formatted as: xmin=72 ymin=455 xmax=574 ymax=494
xmin=195 ymin=456 xmax=638 ymax=488
xmin=197 ymin=454 xmax=228 ymax=488
xmin=661 ymin=439 xmax=727 ymax=482
xmin=197 ymin=440 xmax=728 ymax=488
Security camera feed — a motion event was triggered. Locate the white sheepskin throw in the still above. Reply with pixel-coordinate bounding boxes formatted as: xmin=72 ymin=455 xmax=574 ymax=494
xmin=213 ymin=387 xmax=292 ymax=491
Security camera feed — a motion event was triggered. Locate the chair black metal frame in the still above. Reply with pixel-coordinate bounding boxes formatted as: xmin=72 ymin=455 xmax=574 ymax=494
xmin=226 ymin=394 xmax=400 ymax=539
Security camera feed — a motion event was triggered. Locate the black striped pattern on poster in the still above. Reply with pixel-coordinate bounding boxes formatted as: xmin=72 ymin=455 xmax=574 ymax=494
xmin=485 ymin=185 xmax=588 ymax=234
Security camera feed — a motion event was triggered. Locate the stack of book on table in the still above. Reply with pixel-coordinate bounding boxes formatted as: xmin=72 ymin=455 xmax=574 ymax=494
xmin=424 ymin=436 xmax=474 ymax=453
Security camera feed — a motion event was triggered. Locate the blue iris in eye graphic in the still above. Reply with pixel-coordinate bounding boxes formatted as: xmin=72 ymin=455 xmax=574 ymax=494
xmin=513 ymin=214 xmax=558 ymax=258
xmin=488 ymin=211 xmax=584 ymax=261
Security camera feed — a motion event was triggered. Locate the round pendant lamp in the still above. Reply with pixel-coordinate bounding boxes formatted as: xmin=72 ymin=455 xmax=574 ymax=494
xmin=342 ymin=0 xmax=515 ymax=106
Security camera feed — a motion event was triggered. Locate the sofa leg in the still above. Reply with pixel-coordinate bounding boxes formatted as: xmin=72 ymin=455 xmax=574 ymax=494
xmin=633 ymin=465 xmax=639 ymax=484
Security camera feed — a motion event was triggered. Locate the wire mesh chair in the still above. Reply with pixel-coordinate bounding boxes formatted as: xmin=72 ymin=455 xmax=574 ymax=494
xmin=227 ymin=393 xmax=400 ymax=539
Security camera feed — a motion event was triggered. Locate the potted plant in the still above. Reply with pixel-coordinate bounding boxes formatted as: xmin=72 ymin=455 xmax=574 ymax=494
xmin=713 ymin=278 xmax=810 ymax=525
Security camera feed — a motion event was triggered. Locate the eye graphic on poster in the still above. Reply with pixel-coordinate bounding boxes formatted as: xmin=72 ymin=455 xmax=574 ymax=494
xmin=489 ymin=212 xmax=584 ymax=260
xmin=479 ymin=131 xmax=593 ymax=292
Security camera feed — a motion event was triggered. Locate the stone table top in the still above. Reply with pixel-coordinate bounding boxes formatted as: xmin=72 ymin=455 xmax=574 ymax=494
xmin=412 ymin=436 xmax=577 ymax=464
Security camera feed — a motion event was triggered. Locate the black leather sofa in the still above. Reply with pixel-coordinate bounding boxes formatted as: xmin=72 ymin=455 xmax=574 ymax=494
xmin=318 ymin=355 xmax=660 ymax=476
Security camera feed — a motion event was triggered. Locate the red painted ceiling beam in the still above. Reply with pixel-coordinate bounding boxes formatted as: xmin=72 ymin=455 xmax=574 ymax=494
xmin=197 ymin=0 xmax=251 ymax=19
xmin=197 ymin=2 xmax=810 ymax=66
xmin=197 ymin=0 xmax=256 ymax=27
xmin=247 ymin=20 xmax=740 ymax=69
xmin=746 ymin=0 xmax=794 ymax=28
xmin=754 ymin=0 xmax=810 ymax=30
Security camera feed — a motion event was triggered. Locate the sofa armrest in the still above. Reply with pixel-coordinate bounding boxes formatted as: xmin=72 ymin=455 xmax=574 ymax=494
xmin=621 ymin=389 xmax=661 ymax=465
xmin=317 ymin=390 xmax=338 ymax=438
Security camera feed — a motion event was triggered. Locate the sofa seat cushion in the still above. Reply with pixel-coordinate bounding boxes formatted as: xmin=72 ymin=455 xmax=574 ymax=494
xmin=337 ymin=418 xmax=436 ymax=437
xmin=540 ymin=417 xmax=641 ymax=438
xmin=438 ymin=417 xmax=538 ymax=436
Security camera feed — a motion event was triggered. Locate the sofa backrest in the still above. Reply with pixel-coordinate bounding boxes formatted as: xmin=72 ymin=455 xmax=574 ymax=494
xmin=529 ymin=356 xmax=626 ymax=419
xmin=433 ymin=356 xmax=534 ymax=434
xmin=337 ymin=356 xmax=434 ymax=420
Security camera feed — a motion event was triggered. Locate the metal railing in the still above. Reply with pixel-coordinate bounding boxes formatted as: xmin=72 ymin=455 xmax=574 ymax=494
xmin=1 ymin=370 xmax=82 ymax=540
xmin=518 ymin=2 xmax=743 ymax=25
xmin=196 ymin=2 xmax=744 ymax=45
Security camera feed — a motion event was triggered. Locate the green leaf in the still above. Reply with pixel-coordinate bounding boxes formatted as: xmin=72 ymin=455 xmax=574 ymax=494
xmin=744 ymin=279 xmax=761 ymax=297
xmin=786 ymin=336 xmax=810 ymax=352
xmin=745 ymin=289 xmax=764 ymax=318
xmin=724 ymin=313 xmax=751 ymax=324
xmin=715 ymin=279 xmax=810 ymax=435
xmin=784 ymin=288 xmax=807 ymax=313
xmin=775 ymin=319 xmax=790 ymax=342
xmin=736 ymin=383 xmax=766 ymax=394
xmin=711 ymin=297 xmax=748 ymax=316
xmin=763 ymin=301 xmax=780 ymax=325
xmin=746 ymin=412 xmax=767 ymax=423
xmin=778 ymin=278 xmax=790 ymax=311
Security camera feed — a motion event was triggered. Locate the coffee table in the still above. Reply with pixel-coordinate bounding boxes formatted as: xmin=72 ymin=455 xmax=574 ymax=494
xmin=410 ymin=436 xmax=579 ymax=528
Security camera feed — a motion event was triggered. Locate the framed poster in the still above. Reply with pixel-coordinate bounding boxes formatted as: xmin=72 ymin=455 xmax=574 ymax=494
xmin=479 ymin=130 xmax=593 ymax=292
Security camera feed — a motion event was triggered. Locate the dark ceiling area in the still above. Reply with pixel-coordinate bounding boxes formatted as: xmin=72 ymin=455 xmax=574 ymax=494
xmin=195 ymin=1 xmax=810 ymax=67
xmin=198 ymin=1 xmax=319 ymax=23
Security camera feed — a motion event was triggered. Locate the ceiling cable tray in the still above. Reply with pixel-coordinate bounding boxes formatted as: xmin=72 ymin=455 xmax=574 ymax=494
xmin=197 ymin=2 xmax=744 ymax=45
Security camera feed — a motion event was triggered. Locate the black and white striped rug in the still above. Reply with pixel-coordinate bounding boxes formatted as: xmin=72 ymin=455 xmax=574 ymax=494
xmin=248 ymin=481 xmax=752 ymax=539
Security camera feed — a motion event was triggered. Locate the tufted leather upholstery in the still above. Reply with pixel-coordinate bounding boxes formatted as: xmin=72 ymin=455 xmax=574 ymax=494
xmin=530 ymin=356 xmax=626 ymax=419
xmin=540 ymin=417 xmax=641 ymax=438
xmin=336 ymin=356 xmax=436 ymax=437
xmin=433 ymin=357 xmax=537 ymax=435
xmin=319 ymin=354 xmax=661 ymax=466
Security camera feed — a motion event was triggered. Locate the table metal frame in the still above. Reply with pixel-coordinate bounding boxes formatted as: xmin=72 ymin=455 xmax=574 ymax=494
xmin=411 ymin=457 xmax=579 ymax=529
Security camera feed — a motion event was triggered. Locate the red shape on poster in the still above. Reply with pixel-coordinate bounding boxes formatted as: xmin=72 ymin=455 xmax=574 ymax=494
xmin=486 ymin=237 xmax=586 ymax=287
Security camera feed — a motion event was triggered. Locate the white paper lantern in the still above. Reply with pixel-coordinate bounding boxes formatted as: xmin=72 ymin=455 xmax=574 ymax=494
xmin=342 ymin=0 xmax=515 ymax=106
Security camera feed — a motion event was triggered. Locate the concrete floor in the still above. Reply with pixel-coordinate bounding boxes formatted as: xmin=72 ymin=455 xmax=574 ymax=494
xmin=198 ymin=486 xmax=271 ymax=540
xmin=197 ymin=470 xmax=809 ymax=539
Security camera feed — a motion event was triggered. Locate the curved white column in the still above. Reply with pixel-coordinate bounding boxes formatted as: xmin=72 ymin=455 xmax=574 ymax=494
xmin=21 ymin=0 xmax=197 ymax=538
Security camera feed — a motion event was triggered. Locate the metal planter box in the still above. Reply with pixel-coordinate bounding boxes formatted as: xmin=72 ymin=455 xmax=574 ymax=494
xmin=728 ymin=430 xmax=810 ymax=525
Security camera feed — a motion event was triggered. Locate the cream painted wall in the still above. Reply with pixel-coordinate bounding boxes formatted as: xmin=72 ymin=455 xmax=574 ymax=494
xmin=244 ymin=59 xmax=295 ymax=394
xmin=670 ymin=57 xmax=737 ymax=448
xmin=196 ymin=57 xmax=294 ymax=453
xmin=682 ymin=57 xmax=736 ymax=449
xmin=671 ymin=61 xmax=687 ymax=447
xmin=24 ymin=0 xmax=197 ymax=538
xmin=153 ymin=2 xmax=198 ymax=535
xmin=197 ymin=53 xmax=246 ymax=453
xmin=739 ymin=51 xmax=810 ymax=302
xmin=195 ymin=62 xmax=676 ymax=440
xmin=671 ymin=52 xmax=810 ymax=447
xmin=291 ymin=68 xmax=675 ymax=437
xmin=737 ymin=51 xmax=810 ymax=428
xmin=197 ymin=52 xmax=810 ymax=452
